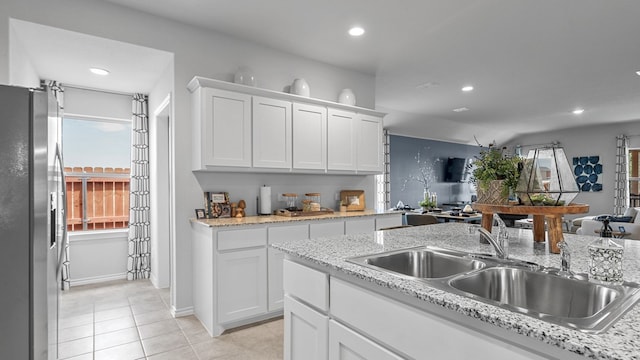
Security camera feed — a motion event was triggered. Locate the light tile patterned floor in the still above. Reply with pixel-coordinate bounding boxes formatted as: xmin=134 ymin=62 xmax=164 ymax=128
xmin=58 ymin=279 xmax=283 ymax=359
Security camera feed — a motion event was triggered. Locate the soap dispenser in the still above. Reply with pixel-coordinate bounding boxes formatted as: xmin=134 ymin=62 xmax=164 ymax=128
xmin=588 ymin=236 xmax=624 ymax=285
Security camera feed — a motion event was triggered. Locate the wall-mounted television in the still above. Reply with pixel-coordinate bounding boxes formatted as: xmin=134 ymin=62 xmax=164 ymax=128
xmin=444 ymin=157 xmax=467 ymax=182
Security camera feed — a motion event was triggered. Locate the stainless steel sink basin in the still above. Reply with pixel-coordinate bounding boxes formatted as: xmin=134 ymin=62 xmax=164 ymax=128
xmin=347 ymin=246 xmax=640 ymax=333
xmin=348 ymin=247 xmax=485 ymax=279
xmin=450 ymin=267 xmax=615 ymax=315
xmin=451 ymin=266 xmax=640 ymax=333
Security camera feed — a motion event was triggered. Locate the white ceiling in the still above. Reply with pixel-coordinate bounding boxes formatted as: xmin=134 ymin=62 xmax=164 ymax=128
xmin=12 ymin=1 xmax=640 ymax=144
xmin=10 ymin=19 xmax=173 ymax=95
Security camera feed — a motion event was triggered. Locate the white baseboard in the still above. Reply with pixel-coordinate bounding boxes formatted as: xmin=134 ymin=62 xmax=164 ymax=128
xmin=70 ymin=273 xmax=127 ymax=287
xmin=150 ymin=272 xmax=159 ymax=288
xmin=172 ymin=305 xmax=194 ymax=318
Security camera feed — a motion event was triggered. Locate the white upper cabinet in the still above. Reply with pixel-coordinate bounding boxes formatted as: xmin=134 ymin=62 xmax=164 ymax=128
xmin=252 ymin=96 xmax=292 ymax=169
xmin=327 ymin=109 xmax=357 ymax=171
xmin=357 ymin=114 xmax=383 ymax=173
xmin=292 ymin=103 xmax=327 ymax=171
xmin=188 ymin=76 xmax=384 ymax=174
xmin=192 ymin=86 xmax=252 ymax=169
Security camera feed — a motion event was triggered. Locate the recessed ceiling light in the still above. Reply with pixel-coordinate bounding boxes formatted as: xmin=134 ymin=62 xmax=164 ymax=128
xmin=89 ymin=67 xmax=109 ymax=76
xmin=348 ymin=26 xmax=365 ymax=37
xmin=636 ymin=70 xmax=640 ymax=76
xmin=461 ymin=85 xmax=474 ymax=92
xmin=453 ymin=107 xmax=470 ymax=112
xmin=572 ymin=108 xmax=585 ymax=115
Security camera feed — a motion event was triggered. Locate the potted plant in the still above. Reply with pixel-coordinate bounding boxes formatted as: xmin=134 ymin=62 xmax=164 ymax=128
xmin=470 ymin=142 xmax=521 ymax=204
xmin=419 ymin=198 xmax=437 ymax=211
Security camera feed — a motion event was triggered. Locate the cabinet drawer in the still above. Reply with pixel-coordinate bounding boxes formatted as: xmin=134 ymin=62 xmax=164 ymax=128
xmin=375 ymin=215 xmax=403 ymax=230
xmin=218 ymin=228 xmax=267 ymax=251
xmin=268 ymin=224 xmax=309 ymax=245
xmin=283 ymin=260 xmax=328 ymax=311
xmin=310 ymin=221 xmax=345 ymax=238
xmin=345 ymin=218 xmax=375 ymax=235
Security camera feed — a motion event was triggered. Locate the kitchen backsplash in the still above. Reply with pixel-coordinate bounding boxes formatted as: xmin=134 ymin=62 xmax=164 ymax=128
xmin=193 ymin=172 xmax=376 ymax=216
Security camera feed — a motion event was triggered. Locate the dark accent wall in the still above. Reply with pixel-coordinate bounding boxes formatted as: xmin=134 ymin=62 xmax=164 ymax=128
xmin=390 ymin=135 xmax=481 ymax=209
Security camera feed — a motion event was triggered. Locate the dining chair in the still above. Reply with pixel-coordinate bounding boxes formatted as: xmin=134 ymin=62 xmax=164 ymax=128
xmin=406 ymin=214 xmax=439 ymax=226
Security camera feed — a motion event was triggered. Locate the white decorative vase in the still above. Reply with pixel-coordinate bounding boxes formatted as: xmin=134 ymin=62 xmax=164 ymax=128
xmin=233 ymin=66 xmax=257 ymax=87
xmin=291 ymin=78 xmax=310 ymax=97
xmin=338 ymin=88 xmax=356 ymax=105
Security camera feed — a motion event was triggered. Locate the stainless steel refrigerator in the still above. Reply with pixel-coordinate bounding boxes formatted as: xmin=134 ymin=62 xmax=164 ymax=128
xmin=0 ymin=84 xmax=65 ymax=360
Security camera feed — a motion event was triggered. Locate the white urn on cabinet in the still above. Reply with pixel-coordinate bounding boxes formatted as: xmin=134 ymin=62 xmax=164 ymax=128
xmin=234 ymin=66 xmax=257 ymax=87
xmin=291 ymin=78 xmax=310 ymax=97
xmin=338 ymin=88 xmax=356 ymax=106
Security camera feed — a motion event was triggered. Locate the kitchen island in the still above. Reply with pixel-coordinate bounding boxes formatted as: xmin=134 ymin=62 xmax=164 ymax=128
xmin=272 ymin=222 xmax=640 ymax=360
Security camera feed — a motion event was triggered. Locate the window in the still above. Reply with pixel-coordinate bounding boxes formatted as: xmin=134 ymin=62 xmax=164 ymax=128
xmin=63 ymin=116 xmax=131 ymax=231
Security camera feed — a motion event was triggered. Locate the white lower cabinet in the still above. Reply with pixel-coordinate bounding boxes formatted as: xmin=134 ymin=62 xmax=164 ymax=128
xmin=329 ymin=321 xmax=403 ymax=360
xmin=190 ymin=214 xmax=402 ymax=337
xmin=268 ymin=224 xmax=309 ymax=311
xmin=284 ymin=260 xmax=552 ymax=360
xmin=284 ymin=295 xmax=329 ymax=360
xmin=218 ymin=247 xmax=267 ymax=323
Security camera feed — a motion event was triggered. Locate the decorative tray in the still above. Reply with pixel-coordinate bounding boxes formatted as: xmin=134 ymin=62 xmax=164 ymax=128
xmin=275 ymin=208 xmax=334 ymax=217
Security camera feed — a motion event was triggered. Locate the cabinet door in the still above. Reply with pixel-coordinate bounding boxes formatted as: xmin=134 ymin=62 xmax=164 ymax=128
xmin=268 ymin=225 xmax=309 ymax=311
xmin=285 ymin=295 xmax=329 ymax=360
xmin=253 ymin=96 xmax=292 ymax=169
xmin=356 ymin=114 xmax=383 ymax=173
xmin=292 ymin=103 xmax=327 ymax=170
xmin=217 ymin=248 xmax=267 ymax=323
xmin=329 ymin=321 xmax=404 ymax=360
xmin=201 ymin=88 xmax=252 ymax=167
xmin=327 ymin=109 xmax=356 ymax=171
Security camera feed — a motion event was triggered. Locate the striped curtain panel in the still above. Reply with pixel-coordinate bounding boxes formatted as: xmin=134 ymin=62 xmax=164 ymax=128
xmin=127 ymin=94 xmax=151 ymax=280
xmin=383 ymin=129 xmax=391 ymax=210
xmin=613 ymin=135 xmax=629 ymax=215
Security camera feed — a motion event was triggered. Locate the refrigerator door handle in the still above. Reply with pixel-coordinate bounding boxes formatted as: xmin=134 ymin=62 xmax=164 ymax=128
xmin=54 ymin=143 xmax=68 ymax=276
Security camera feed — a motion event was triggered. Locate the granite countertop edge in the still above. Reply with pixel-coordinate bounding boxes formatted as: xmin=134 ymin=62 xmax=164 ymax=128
xmin=190 ymin=209 xmax=401 ymax=227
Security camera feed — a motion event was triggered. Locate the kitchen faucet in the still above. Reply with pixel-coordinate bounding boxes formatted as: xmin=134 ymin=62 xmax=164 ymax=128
xmin=557 ymin=240 xmax=573 ymax=276
xmin=477 ymin=213 xmax=508 ymax=259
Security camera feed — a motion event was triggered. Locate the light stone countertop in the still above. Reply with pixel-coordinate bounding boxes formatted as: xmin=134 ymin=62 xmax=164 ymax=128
xmin=191 ymin=209 xmax=401 ymax=227
xmin=271 ymin=222 xmax=640 ymax=360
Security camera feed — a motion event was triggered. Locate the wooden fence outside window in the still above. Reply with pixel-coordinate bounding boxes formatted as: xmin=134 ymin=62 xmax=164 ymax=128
xmin=65 ymin=166 xmax=130 ymax=231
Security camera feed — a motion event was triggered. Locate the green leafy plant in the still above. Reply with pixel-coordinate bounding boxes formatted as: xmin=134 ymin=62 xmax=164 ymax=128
xmin=419 ymin=199 xmax=437 ymax=208
xmin=470 ymin=142 xmax=521 ymax=197
xmin=528 ymin=193 xmax=565 ymax=206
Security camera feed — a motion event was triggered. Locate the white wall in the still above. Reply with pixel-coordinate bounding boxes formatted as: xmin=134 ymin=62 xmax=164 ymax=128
xmin=193 ymin=172 xmax=375 ymax=215
xmin=0 ymin=0 xmax=376 ymax=315
xmin=148 ymin=60 xmax=174 ymax=290
xmin=8 ymin=21 xmax=38 ymax=87
xmin=509 ymin=120 xmax=640 ymax=218
xmin=68 ymin=230 xmax=128 ymax=286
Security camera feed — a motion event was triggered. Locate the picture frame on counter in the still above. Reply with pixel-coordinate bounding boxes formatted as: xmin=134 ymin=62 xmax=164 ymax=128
xmin=204 ymin=191 xmax=231 ymax=218
xmin=340 ymin=190 xmax=365 ymax=211
xmin=195 ymin=208 xmax=206 ymax=219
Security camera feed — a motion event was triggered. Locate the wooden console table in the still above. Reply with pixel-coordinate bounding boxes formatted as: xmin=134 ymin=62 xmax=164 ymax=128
xmin=472 ymin=203 xmax=589 ymax=253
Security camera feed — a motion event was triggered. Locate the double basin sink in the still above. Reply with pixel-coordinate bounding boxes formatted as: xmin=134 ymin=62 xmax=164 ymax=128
xmin=347 ymin=246 xmax=640 ymax=333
